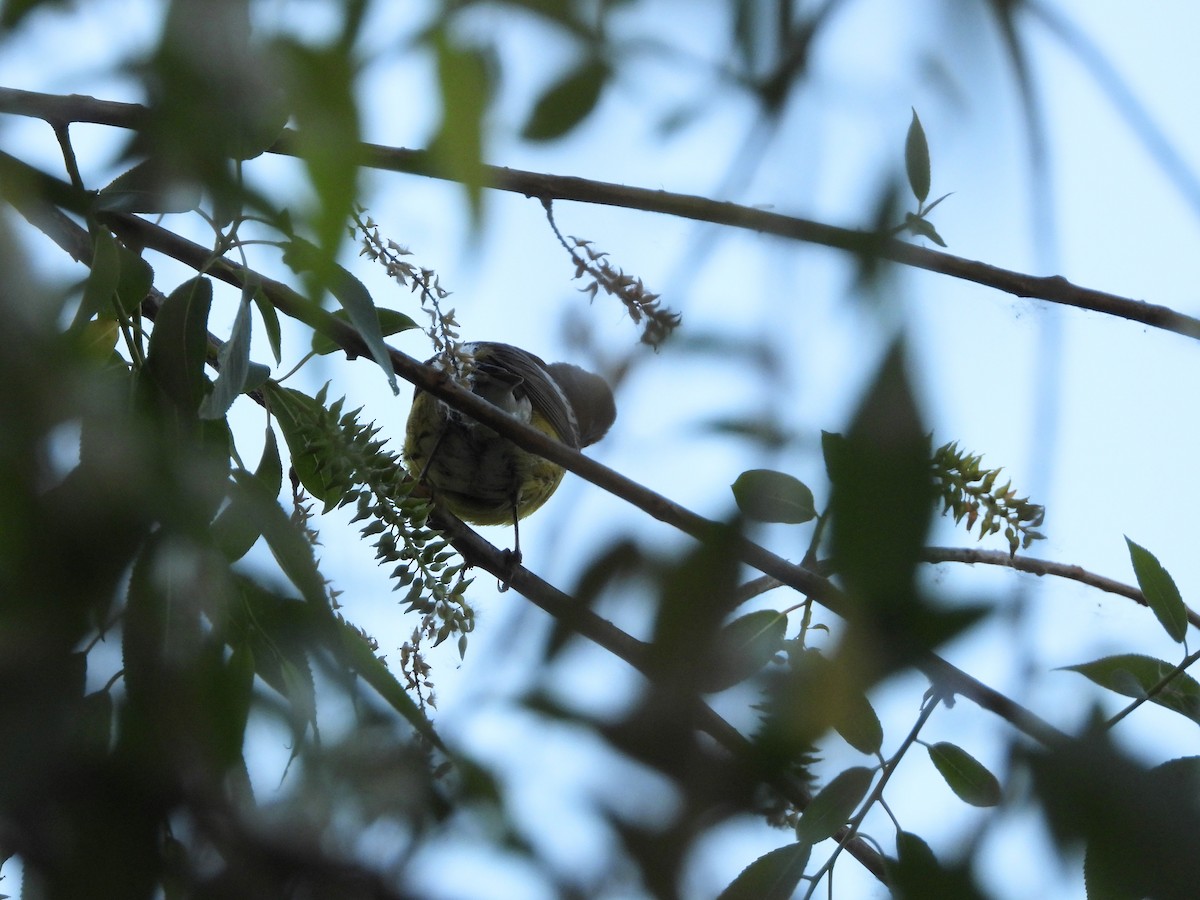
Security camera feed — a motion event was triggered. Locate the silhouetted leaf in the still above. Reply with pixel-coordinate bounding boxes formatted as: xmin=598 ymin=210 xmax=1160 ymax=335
xmin=732 ymin=469 xmax=816 ymax=524
xmin=200 ymin=288 xmax=253 ymax=420
xmin=701 ymin=610 xmax=787 ymax=693
xmin=311 ymin=307 xmax=418 ymax=356
xmin=927 ymin=742 xmax=1001 ymax=807
xmin=905 ymin=108 xmax=930 ymax=203
xmin=794 ymin=766 xmax=874 ymax=843
xmin=145 ymin=276 xmax=212 ymax=415
xmin=522 ymin=59 xmax=608 ymax=141
xmin=1063 ymin=654 xmax=1200 ymax=726
xmin=716 ymin=841 xmax=811 ymax=900
xmin=1125 ymin=537 xmax=1187 ymax=643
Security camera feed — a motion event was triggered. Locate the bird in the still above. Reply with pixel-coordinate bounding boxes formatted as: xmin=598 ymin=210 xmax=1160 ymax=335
xmin=403 ymin=341 xmax=616 ymax=562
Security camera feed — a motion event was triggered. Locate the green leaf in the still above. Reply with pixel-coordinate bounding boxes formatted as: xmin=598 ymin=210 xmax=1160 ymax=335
xmin=700 ymin=609 xmax=787 ymax=693
xmin=794 ymin=766 xmax=874 ymax=843
xmin=905 ymin=108 xmax=930 ymax=203
xmin=95 ymin=159 xmax=202 ymax=214
xmin=829 ymin=342 xmax=956 ymax=680
xmin=1125 ymin=537 xmax=1187 ymax=643
xmin=716 ymin=842 xmax=811 ymax=900
xmin=311 ymin=307 xmax=418 ymax=355
xmin=1063 ymin=654 xmax=1200 ymax=726
xmin=251 ymin=285 xmax=283 ymax=364
xmin=430 ymin=30 xmax=490 ymax=223
xmin=927 ymin=742 xmax=1001 ymax=807
xmin=145 ymin=276 xmax=213 ymax=415
xmin=211 ymin=427 xmax=283 ymax=562
xmin=904 ymin=213 xmax=947 ymax=247
xmin=229 ymin=468 xmax=327 ymax=608
xmin=731 ymin=469 xmax=816 ymax=524
xmin=832 ymin=685 xmax=884 ymax=756
xmin=76 ymin=228 xmax=122 ymax=324
xmin=887 ymin=831 xmax=988 ymax=900
xmin=262 ymin=383 xmax=345 ymax=507
xmin=283 ymin=238 xmax=399 ymax=394
xmin=522 ymin=59 xmax=608 ymax=141
xmin=331 ymin=615 xmax=447 ymax=752
xmin=199 ymin=288 xmax=254 ymax=420
xmin=113 ymin=243 xmax=154 ymax=315
xmin=279 ymin=39 xmax=361 ymax=269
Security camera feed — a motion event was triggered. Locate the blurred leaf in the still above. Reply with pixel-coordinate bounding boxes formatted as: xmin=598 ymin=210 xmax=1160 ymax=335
xmin=95 ymin=160 xmax=200 ymax=214
xmin=1027 ymin=733 xmax=1200 ymax=900
xmin=887 ymin=831 xmax=987 ymax=900
xmin=331 ymin=615 xmax=447 ymax=752
xmin=211 ymin=427 xmax=282 ymax=562
xmin=76 ymin=228 xmax=122 ymax=323
xmin=649 ymin=520 xmax=743 ymax=684
xmin=756 ymin=646 xmax=882 ymax=761
xmin=144 ymin=276 xmax=213 ymax=416
xmin=905 ymin=108 xmax=930 ymax=203
xmin=829 ymin=341 xmax=953 ymax=679
xmin=904 ymin=213 xmax=947 ymax=247
xmin=794 ymin=766 xmax=873 ymax=843
xmin=716 ymin=841 xmax=811 ymax=900
xmin=1125 ymin=537 xmax=1187 ymax=643
xmin=78 ymin=319 xmax=119 ymax=361
xmin=522 ymin=59 xmax=608 ymax=141
xmin=732 ymin=469 xmax=816 ymax=524
xmin=1063 ymin=654 xmax=1200 ymax=726
xmin=283 ymin=238 xmax=399 ymax=394
xmin=113 ymin=243 xmax=154 ymax=315
xmin=2 ymin=0 xmax=69 ymax=28
xmin=430 ymin=30 xmax=491 ymax=223
xmin=699 ymin=416 xmax=792 ymax=449
xmin=310 ymin=307 xmax=418 ymax=356
xmin=227 ymin=467 xmax=327 ymax=607
xmin=927 ymin=742 xmax=1001 ymax=807
xmin=199 ymin=288 xmax=253 ymax=420
xmin=700 ymin=609 xmax=787 ymax=693
xmin=279 ymin=39 xmax=361 ymax=270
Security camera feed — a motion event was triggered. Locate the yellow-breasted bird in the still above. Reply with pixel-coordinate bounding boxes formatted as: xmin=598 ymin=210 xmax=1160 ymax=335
xmin=403 ymin=342 xmax=616 ymax=552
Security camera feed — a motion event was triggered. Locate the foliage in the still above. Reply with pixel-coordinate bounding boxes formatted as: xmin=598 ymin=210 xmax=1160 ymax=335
xmin=0 ymin=1 xmax=1198 ymax=899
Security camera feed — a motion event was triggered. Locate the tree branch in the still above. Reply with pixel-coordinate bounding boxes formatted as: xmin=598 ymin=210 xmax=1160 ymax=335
xmin=3 ymin=85 xmax=1200 ymax=343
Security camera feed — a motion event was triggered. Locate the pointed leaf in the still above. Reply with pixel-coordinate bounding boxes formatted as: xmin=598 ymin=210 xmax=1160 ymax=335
xmin=927 ymin=742 xmax=1001 ymax=807
xmin=832 ymin=686 xmax=884 ymax=756
xmin=200 ymin=288 xmax=254 ymax=420
xmin=732 ymin=469 xmax=816 ymax=524
xmin=251 ymin=285 xmax=283 ymax=364
xmin=262 ymin=383 xmax=345 ymax=506
xmin=888 ymin=831 xmax=988 ymax=900
xmin=77 ymin=228 xmax=122 ymax=323
xmin=905 ymin=108 xmax=930 ymax=203
xmin=794 ymin=766 xmax=874 ymax=843
xmin=1125 ymin=537 xmax=1187 ymax=642
xmin=211 ymin=428 xmax=283 ymax=561
xmin=311 ymin=307 xmax=418 ymax=355
xmin=522 ymin=59 xmax=608 ymax=141
xmin=716 ymin=842 xmax=811 ymax=900
xmin=700 ymin=609 xmax=787 ymax=693
xmin=1064 ymin=654 xmax=1200 ymax=726
xmin=229 ymin=468 xmax=327 ymax=608
xmin=145 ymin=276 xmax=213 ymax=415
xmin=283 ymin=238 xmax=399 ymax=394
xmin=430 ymin=30 xmax=489 ymax=222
